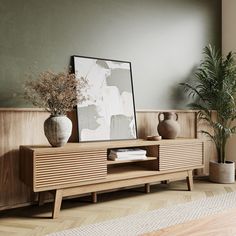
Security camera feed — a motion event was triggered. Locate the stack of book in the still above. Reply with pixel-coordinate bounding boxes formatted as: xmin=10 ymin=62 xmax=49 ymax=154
xmin=108 ymin=148 xmax=147 ymax=161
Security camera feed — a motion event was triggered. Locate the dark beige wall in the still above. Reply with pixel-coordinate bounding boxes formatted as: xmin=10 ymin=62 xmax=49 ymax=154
xmin=222 ymin=0 xmax=236 ymax=162
xmin=222 ymin=0 xmax=236 ymax=54
xmin=0 ymin=0 xmax=221 ymax=109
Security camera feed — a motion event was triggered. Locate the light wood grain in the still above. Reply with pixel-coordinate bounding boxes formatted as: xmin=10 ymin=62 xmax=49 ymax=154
xmin=0 ymin=110 xmax=49 ymax=210
xmin=34 ymin=149 xmax=107 ymax=191
xmin=53 ymin=189 xmax=63 ymax=219
xmin=159 ymin=143 xmax=203 ymax=171
xmin=136 ymin=110 xmax=213 ymax=176
xmin=107 ymin=157 xmax=157 ymax=165
xmin=61 ymin=171 xmax=191 ymax=198
xmin=23 ymin=138 xmax=202 ymax=154
xmin=21 ymin=139 xmax=203 ymax=192
xmin=196 ymin=111 xmax=217 ymax=175
xmin=144 ymin=208 xmax=236 ymax=236
xmin=186 ymin=170 xmax=194 ymax=191
xmin=0 ymin=109 xmax=213 ymax=212
xmin=136 ymin=111 xmax=196 ymax=139
xmin=1 ymin=179 xmax=235 ymax=236
xmin=20 ymin=138 xmax=203 ymax=217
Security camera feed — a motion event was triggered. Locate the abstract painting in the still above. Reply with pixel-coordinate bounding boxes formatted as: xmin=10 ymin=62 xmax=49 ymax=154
xmin=73 ymin=55 xmax=137 ymax=142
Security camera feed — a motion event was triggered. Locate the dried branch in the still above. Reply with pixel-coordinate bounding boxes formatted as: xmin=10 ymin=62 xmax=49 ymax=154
xmin=24 ymin=70 xmax=88 ymax=116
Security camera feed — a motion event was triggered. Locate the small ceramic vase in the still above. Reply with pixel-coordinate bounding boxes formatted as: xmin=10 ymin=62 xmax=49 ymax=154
xmin=157 ymin=112 xmax=180 ymax=139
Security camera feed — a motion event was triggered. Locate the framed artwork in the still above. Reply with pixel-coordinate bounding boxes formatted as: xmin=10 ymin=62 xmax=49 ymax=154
xmin=73 ymin=55 xmax=137 ymax=142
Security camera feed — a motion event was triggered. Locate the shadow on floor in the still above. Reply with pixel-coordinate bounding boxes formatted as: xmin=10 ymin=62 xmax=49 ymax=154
xmin=0 ymin=179 xmax=199 ymax=220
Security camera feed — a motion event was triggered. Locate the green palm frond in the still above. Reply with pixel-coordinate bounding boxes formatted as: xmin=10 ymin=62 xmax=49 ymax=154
xmin=180 ymin=44 xmax=236 ymax=163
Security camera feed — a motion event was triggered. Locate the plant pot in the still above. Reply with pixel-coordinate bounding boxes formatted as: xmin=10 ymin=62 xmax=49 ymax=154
xmin=44 ymin=115 xmax=72 ymax=147
xmin=209 ymin=160 xmax=235 ymax=183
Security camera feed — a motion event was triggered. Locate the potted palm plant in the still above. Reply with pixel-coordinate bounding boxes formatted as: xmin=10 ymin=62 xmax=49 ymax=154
xmin=181 ymin=45 xmax=236 ymax=183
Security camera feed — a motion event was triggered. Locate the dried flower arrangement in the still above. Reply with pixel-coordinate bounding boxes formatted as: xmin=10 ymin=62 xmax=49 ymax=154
xmin=24 ymin=70 xmax=88 ymax=116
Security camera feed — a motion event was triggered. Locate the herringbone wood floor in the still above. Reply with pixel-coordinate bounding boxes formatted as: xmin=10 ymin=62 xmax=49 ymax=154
xmin=1 ymin=178 xmax=236 ymax=236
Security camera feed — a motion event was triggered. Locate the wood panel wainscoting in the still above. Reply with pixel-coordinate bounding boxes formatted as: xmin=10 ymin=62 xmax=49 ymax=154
xmin=0 ymin=108 xmax=215 ymax=211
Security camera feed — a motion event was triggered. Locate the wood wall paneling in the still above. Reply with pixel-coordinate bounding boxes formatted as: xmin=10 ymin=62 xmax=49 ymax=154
xmin=0 ymin=110 xmax=49 ymax=209
xmin=136 ymin=110 xmax=196 ymax=139
xmin=0 ymin=109 xmax=215 ymax=211
xmin=196 ymin=111 xmax=217 ymax=175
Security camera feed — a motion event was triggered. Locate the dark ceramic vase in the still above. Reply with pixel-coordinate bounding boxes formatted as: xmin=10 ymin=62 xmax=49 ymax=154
xmin=157 ymin=112 xmax=180 ymax=139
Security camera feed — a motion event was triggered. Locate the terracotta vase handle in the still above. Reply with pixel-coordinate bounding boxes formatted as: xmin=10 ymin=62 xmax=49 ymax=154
xmin=158 ymin=113 xmax=163 ymax=122
xmin=175 ymin=113 xmax=178 ymax=121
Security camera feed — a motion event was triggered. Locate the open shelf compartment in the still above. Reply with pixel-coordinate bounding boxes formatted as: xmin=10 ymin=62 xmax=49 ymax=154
xmin=107 ymin=145 xmax=159 ymax=169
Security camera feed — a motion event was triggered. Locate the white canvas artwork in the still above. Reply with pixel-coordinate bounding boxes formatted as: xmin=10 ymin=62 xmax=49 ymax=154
xmin=73 ymin=56 xmax=137 ymax=142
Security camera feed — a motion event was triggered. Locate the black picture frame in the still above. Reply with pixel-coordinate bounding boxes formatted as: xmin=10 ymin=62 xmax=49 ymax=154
xmin=72 ymin=55 xmax=137 ymax=142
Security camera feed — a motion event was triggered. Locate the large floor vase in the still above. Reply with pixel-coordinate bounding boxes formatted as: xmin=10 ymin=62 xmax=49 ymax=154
xmin=209 ymin=160 xmax=235 ymax=184
xmin=44 ymin=115 xmax=72 ymax=147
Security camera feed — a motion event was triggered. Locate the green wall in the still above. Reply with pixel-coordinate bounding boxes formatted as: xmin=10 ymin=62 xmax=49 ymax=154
xmin=0 ymin=0 xmax=221 ymax=109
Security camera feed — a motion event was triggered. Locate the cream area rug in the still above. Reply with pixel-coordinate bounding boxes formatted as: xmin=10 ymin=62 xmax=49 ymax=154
xmin=48 ymin=192 xmax=236 ymax=236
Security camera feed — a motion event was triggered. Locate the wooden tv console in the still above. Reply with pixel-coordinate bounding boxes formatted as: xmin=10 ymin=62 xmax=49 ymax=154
xmin=20 ymin=139 xmax=204 ymax=218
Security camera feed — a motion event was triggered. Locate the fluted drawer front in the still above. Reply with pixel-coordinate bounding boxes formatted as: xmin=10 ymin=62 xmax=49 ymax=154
xmin=159 ymin=143 xmax=203 ymax=171
xmin=34 ymin=150 xmax=107 ymax=190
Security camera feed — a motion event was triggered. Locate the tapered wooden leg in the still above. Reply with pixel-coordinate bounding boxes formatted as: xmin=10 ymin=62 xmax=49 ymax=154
xmin=186 ymin=170 xmax=194 ymax=191
xmin=38 ymin=192 xmax=46 ymax=206
xmin=145 ymin=183 xmax=150 ymax=193
xmin=161 ymin=180 xmax=170 ymax=184
xmin=91 ymin=192 xmax=97 ymax=203
xmin=52 ymin=189 xmax=63 ymax=219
